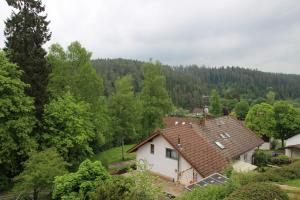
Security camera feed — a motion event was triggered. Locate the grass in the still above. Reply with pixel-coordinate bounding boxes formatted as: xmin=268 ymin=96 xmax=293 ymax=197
xmin=92 ymin=144 xmax=136 ymax=166
xmin=285 ymin=179 xmax=300 ymax=188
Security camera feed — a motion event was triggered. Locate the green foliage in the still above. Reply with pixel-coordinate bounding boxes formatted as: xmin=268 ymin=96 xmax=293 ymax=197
xmin=245 ymin=103 xmax=275 ymax=137
xmin=253 ymin=150 xmax=271 ymax=167
xmin=269 ymin=155 xmax=291 ymax=165
xmin=42 ymin=92 xmax=96 ymax=167
xmin=91 ymin=172 xmax=163 ymax=200
xmin=48 ymin=42 xmax=109 ymax=150
xmin=13 ymin=148 xmax=68 ymax=200
xmin=266 ymin=91 xmax=276 ymax=105
xmin=108 ymin=75 xmax=141 ymax=158
xmin=92 ymin=144 xmax=136 ymax=166
xmin=92 ymin=59 xmax=300 ymax=109
xmin=225 ymin=183 xmax=288 ymax=200
xmin=4 ymin=0 xmax=51 ymax=117
xmin=53 ymin=159 xmax=110 ymax=200
xmin=178 ymin=180 xmax=239 ymax=200
xmin=273 ymin=101 xmax=300 ymax=147
xmin=90 ymin=176 xmax=134 ymax=200
xmin=209 ymin=89 xmax=222 ymax=116
xmin=0 ymin=51 xmax=37 ymax=182
xmin=234 ymin=100 xmax=249 ymax=120
xmin=140 ymin=62 xmax=173 ymax=137
xmin=128 ymin=171 xmax=163 ymax=200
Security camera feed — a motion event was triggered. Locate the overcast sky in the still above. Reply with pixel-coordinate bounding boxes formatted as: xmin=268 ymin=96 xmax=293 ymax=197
xmin=0 ymin=0 xmax=300 ymax=74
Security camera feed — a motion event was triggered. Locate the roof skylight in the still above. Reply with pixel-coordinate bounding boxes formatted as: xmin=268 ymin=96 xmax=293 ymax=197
xmin=224 ymin=132 xmax=231 ymax=138
xmin=215 ymin=141 xmax=225 ymax=149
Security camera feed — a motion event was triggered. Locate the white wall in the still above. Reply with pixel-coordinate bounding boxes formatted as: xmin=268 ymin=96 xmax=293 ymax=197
xmin=285 ymin=148 xmax=300 ymax=158
xmin=259 ymin=142 xmax=270 ymax=150
xmin=239 ymin=148 xmax=255 ymax=164
xmin=136 ymin=135 xmax=201 ymax=185
xmin=286 ymin=134 xmax=300 ymax=146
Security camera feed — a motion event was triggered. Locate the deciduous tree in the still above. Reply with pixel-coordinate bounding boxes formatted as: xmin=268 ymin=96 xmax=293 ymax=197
xmin=140 ymin=62 xmax=172 ymax=137
xmin=234 ymin=100 xmax=249 ymax=120
xmin=209 ymin=89 xmax=222 ymax=116
xmin=53 ymin=159 xmax=110 ymax=200
xmin=13 ymin=148 xmax=68 ymax=200
xmin=42 ymin=92 xmax=96 ymax=167
xmin=108 ymin=75 xmax=140 ymax=160
xmin=245 ymin=103 xmax=275 ymax=138
xmin=0 ymin=51 xmax=36 ymax=180
xmin=273 ymin=101 xmax=300 ymax=147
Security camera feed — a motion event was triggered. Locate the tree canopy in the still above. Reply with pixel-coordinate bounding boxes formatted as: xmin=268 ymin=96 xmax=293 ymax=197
xmin=53 ymin=159 xmax=110 ymax=200
xmin=0 ymin=51 xmax=37 ymax=180
xmin=4 ymin=0 xmax=51 ymax=117
xmin=13 ymin=148 xmax=68 ymax=200
xmin=140 ymin=62 xmax=173 ymax=137
xmin=245 ymin=103 xmax=276 ymax=137
xmin=42 ymin=92 xmax=96 ymax=167
xmin=234 ymin=100 xmax=250 ymax=120
xmin=273 ymin=101 xmax=300 ymax=147
xmin=209 ymin=89 xmax=222 ymax=116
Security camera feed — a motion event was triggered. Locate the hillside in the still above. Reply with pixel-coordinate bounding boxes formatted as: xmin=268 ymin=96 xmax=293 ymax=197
xmin=92 ymin=58 xmax=300 ymax=109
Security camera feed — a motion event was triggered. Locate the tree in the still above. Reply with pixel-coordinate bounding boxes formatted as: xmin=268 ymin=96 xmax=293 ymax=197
xmin=209 ymin=89 xmax=222 ymax=116
xmin=47 ymin=42 xmax=109 ymax=149
xmin=234 ymin=100 xmax=249 ymax=120
xmin=245 ymin=103 xmax=275 ymax=138
xmin=140 ymin=62 xmax=172 ymax=137
xmin=42 ymin=92 xmax=96 ymax=167
xmin=108 ymin=75 xmax=140 ymax=160
xmin=266 ymin=91 xmax=276 ymax=105
xmin=13 ymin=148 xmax=68 ymax=200
xmin=273 ymin=101 xmax=300 ymax=147
xmin=53 ymin=159 xmax=110 ymax=200
xmin=0 ymin=51 xmax=36 ymax=180
xmin=4 ymin=0 xmax=51 ymax=118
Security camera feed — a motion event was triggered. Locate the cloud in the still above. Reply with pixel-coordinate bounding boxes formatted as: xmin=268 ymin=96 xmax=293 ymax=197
xmin=0 ymin=0 xmax=299 ymax=74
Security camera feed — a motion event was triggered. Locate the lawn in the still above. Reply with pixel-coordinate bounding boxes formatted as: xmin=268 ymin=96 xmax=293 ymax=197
xmin=92 ymin=144 xmax=136 ymax=166
xmin=285 ymin=179 xmax=300 ymax=188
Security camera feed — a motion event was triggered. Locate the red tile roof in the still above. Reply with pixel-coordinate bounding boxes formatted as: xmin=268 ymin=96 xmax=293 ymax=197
xmin=128 ymin=116 xmax=264 ymax=177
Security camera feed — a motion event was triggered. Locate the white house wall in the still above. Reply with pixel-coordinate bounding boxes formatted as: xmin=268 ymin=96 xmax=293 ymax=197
xmin=239 ymin=148 xmax=255 ymax=164
xmin=286 ymin=134 xmax=300 ymax=146
xmin=136 ymin=135 xmax=201 ymax=185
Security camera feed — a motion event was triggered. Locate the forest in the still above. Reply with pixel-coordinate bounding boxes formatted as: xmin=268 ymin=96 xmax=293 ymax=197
xmin=1 ymin=0 xmax=300 ymax=200
xmin=93 ymin=58 xmax=300 ymax=109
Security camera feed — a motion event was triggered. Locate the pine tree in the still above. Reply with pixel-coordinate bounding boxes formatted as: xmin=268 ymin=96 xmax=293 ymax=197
xmin=4 ymin=0 xmax=51 ymax=118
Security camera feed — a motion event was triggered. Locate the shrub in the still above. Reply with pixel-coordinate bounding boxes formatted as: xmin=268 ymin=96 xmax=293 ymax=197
xmin=253 ymin=150 xmax=271 ymax=167
xmin=270 ymin=155 xmax=291 ymax=165
xmin=178 ymin=180 xmax=239 ymax=200
xmin=225 ymin=183 xmax=289 ymax=200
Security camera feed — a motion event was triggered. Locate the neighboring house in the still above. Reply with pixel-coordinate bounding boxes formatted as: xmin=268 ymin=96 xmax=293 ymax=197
xmin=128 ymin=116 xmax=263 ymax=185
xmin=285 ymin=134 xmax=300 ymax=158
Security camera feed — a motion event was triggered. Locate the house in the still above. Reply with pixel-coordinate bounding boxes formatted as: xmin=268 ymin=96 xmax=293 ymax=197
xmin=128 ymin=116 xmax=263 ymax=185
xmin=285 ymin=134 xmax=300 ymax=158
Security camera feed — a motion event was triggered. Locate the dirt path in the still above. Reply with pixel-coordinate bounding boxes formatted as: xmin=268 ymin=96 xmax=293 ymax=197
xmin=109 ymin=160 xmax=135 ymax=169
xmin=274 ymin=184 xmax=300 ymax=200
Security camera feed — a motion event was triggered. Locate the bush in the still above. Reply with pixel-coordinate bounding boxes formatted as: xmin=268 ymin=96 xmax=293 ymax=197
xmin=178 ymin=180 xmax=239 ymax=200
xmin=269 ymin=155 xmax=291 ymax=165
xmin=225 ymin=183 xmax=289 ymax=200
xmin=253 ymin=150 xmax=271 ymax=167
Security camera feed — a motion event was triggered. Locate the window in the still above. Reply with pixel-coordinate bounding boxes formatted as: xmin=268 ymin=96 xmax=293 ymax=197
xmin=220 ymin=133 xmax=227 ymax=139
xmin=215 ymin=141 xmax=225 ymax=149
xmin=150 ymin=144 xmax=154 ymax=154
xmin=166 ymin=148 xmax=178 ymax=160
xmin=224 ymin=132 xmax=231 ymax=138
xmin=244 ymin=153 xmax=247 ymax=161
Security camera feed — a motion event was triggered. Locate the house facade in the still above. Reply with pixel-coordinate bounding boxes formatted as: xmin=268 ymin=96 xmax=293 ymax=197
xmin=129 ymin=116 xmax=263 ymax=185
xmin=285 ymin=134 xmax=300 ymax=158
